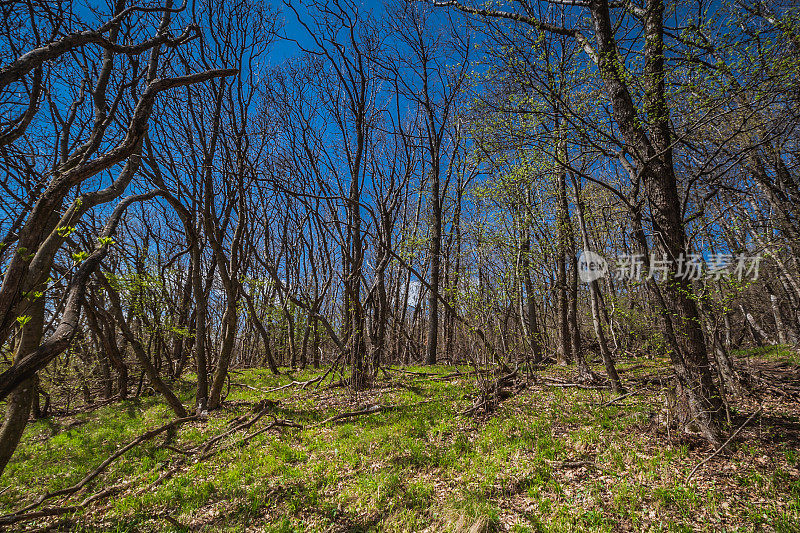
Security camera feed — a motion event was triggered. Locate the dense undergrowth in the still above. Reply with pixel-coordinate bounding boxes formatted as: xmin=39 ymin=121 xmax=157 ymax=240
xmin=1 ymin=348 xmax=799 ymax=532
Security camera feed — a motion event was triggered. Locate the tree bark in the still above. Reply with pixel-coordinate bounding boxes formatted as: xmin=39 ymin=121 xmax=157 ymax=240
xmin=0 ymin=298 xmax=44 ymax=476
xmin=571 ymin=176 xmax=623 ymax=392
xmin=97 ymin=276 xmax=188 ymax=418
xmin=426 ymin=166 xmax=442 ymax=366
xmin=770 ymin=294 xmax=788 ymax=345
xmin=520 ymin=238 xmax=543 ymax=364
xmin=589 ymin=0 xmax=725 ymax=444
xmin=555 ymin=136 xmax=572 ymax=366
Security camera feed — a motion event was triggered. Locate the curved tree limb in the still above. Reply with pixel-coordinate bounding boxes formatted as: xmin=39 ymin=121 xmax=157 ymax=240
xmin=0 ymin=192 xmax=160 ymax=401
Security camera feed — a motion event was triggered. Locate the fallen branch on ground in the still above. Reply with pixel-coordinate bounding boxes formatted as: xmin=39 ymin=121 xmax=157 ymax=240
xmin=686 ymin=407 xmax=763 ymax=482
xmin=3 ymin=392 xmax=396 ymax=528
xmin=311 ymin=404 xmax=387 ymax=427
xmin=600 ymin=386 xmax=643 ymax=406
xmin=543 ymin=381 xmax=608 ymax=390
xmin=259 ymin=376 xmax=324 ymax=395
xmin=462 ymin=370 xmax=525 ymax=417
xmin=390 ymin=367 xmax=438 ymax=377
xmin=431 ymin=370 xmax=478 ymax=381
xmin=0 ymin=415 xmax=198 ymax=526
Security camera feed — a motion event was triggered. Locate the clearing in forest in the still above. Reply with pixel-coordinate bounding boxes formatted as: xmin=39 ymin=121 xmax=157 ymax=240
xmin=1 ymin=347 xmax=798 ymax=532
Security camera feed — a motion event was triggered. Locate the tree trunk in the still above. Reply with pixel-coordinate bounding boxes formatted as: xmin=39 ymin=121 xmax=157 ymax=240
xmin=572 ymin=177 xmax=623 ymax=392
xmin=190 ymin=244 xmax=209 ymax=412
xmin=555 ymin=137 xmax=572 ymax=366
xmin=208 ymin=303 xmax=238 ymax=409
xmin=587 ymin=0 xmax=725 ymax=445
xmin=426 ymin=166 xmax=442 ymax=366
xmin=520 ymin=238 xmax=543 ymax=364
xmin=567 ymin=230 xmax=593 ymax=381
xmin=741 ymin=304 xmax=772 ymax=346
xmin=0 ymin=297 xmax=44 ymax=476
xmin=770 ymin=294 xmax=788 ymax=345
xmin=242 ymin=289 xmax=280 ymax=374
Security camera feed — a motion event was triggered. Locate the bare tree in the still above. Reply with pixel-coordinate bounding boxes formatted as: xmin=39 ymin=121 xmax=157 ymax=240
xmin=0 ymin=0 xmax=234 ymax=473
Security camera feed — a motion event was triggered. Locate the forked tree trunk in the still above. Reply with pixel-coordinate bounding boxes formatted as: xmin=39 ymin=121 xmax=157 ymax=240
xmin=556 ymin=128 xmax=591 ymax=379
xmin=590 ymin=0 xmax=725 ymax=445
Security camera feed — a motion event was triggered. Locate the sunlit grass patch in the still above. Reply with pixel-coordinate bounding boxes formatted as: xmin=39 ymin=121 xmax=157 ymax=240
xmin=1 ymin=359 xmax=799 ymax=531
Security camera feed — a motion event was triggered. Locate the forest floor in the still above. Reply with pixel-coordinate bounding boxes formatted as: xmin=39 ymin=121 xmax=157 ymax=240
xmin=1 ymin=347 xmax=799 ymax=532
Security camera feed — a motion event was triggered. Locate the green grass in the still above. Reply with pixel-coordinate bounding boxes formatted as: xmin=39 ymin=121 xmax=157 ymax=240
xmin=732 ymin=344 xmax=800 ymax=365
xmin=1 ymin=354 xmax=799 ymax=531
